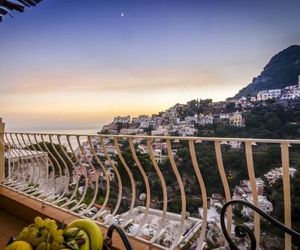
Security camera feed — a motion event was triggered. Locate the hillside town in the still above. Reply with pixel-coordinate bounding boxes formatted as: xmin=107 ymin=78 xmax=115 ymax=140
xmin=101 ymin=104 xmax=245 ymax=138
xmin=100 ymin=75 xmax=300 ymax=140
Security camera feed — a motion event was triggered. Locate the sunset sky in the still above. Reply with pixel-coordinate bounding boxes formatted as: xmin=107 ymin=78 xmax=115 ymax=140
xmin=1 ymin=0 xmax=300 ymax=130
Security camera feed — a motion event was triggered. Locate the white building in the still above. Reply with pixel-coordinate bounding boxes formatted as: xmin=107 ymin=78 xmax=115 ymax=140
xmin=228 ymin=141 xmax=242 ymax=149
xmin=139 ymin=121 xmax=150 ymax=129
xmin=242 ymin=196 xmax=273 ymax=216
xmin=281 ymin=86 xmax=300 ymax=100
xmin=255 ymin=75 xmax=300 ymax=101
xmin=233 ymin=178 xmax=266 ymax=201
xmin=197 ymin=114 xmax=213 ymax=126
xmin=151 ymin=126 xmax=169 ymax=136
xmin=113 ymin=116 xmax=131 ymax=124
xmin=264 ymin=167 xmax=296 ymax=185
xmin=256 ymin=89 xmax=282 ymax=101
xmin=153 ymin=149 xmax=167 ymax=163
xmin=219 ymin=113 xmax=229 ymax=119
xmin=229 ymin=112 xmax=244 ymax=127
xmin=137 ymin=144 xmax=148 ymax=154
xmin=241 ymin=178 xmax=265 ymax=195
xmin=119 ymin=128 xmax=141 ymax=135
xmin=185 ymin=115 xmax=197 ymax=123
xmin=131 ymin=115 xmax=150 ymax=123
xmin=177 ymin=126 xmax=196 ymax=136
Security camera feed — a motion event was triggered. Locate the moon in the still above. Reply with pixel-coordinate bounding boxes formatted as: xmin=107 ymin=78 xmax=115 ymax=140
xmin=121 ymin=13 xmax=124 ymax=17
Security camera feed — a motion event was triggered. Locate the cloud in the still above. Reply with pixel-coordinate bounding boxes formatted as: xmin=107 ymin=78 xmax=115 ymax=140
xmin=0 ymin=67 xmax=225 ymax=94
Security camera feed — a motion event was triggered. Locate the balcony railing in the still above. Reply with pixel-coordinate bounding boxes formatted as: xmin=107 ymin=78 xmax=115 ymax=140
xmin=0 ymin=128 xmax=298 ymax=249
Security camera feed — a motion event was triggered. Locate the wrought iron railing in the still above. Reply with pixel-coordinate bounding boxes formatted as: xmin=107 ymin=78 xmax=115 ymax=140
xmin=0 ymin=131 xmax=299 ymax=249
xmin=220 ymin=200 xmax=300 ymax=250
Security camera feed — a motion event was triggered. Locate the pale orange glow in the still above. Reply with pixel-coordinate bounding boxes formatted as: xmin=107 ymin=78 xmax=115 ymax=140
xmin=0 ymin=66 xmax=249 ymax=130
xmin=3 ymin=67 xmax=225 ymax=94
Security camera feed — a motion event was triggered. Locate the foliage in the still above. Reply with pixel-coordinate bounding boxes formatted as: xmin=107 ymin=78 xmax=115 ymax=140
xmin=197 ymin=100 xmax=300 ymax=139
xmin=267 ymin=170 xmax=300 ymax=237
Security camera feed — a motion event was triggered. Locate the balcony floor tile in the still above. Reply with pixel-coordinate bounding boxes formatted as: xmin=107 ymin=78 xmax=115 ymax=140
xmin=0 ymin=210 xmax=27 ymax=250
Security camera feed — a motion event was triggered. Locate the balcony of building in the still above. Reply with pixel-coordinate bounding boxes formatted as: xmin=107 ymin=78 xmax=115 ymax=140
xmin=0 ymin=118 xmax=299 ymax=249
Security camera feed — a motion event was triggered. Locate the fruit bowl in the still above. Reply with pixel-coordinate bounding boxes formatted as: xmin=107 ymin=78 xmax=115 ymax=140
xmin=5 ymin=217 xmax=104 ymax=250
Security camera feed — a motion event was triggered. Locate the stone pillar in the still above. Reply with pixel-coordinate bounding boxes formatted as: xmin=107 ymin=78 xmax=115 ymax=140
xmin=0 ymin=118 xmax=5 ymax=182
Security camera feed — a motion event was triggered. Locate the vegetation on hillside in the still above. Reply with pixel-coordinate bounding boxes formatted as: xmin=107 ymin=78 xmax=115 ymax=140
xmin=197 ymin=99 xmax=300 ymax=139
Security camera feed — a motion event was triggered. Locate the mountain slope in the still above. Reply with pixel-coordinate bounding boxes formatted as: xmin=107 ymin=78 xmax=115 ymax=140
xmin=235 ymin=45 xmax=300 ymax=98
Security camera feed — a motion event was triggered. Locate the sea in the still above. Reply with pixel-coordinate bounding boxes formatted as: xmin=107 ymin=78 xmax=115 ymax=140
xmin=6 ymin=127 xmax=102 ymax=135
xmin=5 ymin=127 xmax=103 ymax=149
xmin=32 ymin=128 xmax=100 ymax=135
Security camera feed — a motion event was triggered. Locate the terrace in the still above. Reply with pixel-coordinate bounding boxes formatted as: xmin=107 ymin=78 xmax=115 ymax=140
xmin=0 ymin=118 xmax=299 ymax=249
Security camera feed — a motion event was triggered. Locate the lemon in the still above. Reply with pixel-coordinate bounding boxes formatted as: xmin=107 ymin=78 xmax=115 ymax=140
xmin=5 ymin=241 xmax=33 ymax=250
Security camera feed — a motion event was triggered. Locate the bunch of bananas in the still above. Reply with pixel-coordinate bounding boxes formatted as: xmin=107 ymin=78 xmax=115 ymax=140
xmin=64 ymin=219 xmax=104 ymax=250
xmin=5 ymin=217 xmax=104 ymax=250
